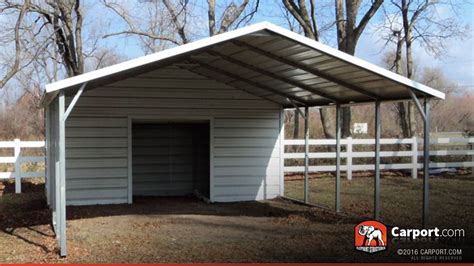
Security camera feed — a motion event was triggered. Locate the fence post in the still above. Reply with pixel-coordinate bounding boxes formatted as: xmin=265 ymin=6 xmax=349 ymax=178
xmin=346 ymin=137 xmax=352 ymax=180
xmin=471 ymin=141 xmax=474 ymax=176
xmin=14 ymin=138 xmax=21 ymax=193
xmin=411 ymin=136 xmax=418 ymax=179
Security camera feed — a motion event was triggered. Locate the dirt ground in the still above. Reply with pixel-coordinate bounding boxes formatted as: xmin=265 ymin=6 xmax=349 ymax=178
xmin=0 ymin=177 xmax=473 ymax=263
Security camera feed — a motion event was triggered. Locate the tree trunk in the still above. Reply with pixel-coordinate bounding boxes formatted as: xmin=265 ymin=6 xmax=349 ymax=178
xmin=320 ymin=108 xmax=335 ymax=138
xmin=293 ymin=109 xmax=300 ymax=139
xmin=341 ymin=107 xmax=351 ymax=137
xmin=408 ymin=102 xmax=416 ymax=136
xmin=392 ymin=31 xmax=411 ymax=138
xmin=335 ymin=0 xmax=356 ymax=138
xmin=398 ymin=102 xmax=411 ymax=137
xmin=402 ymin=0 xmax=417 ymax=136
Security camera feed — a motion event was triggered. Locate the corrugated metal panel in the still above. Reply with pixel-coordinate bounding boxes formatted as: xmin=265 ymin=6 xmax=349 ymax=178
xmin=132 ymin=123 xmax=209 ymax=197
xmin=65 ymin=66 xmax=282 ymax=204
xmin=192 ymin=33 xmax=440 ymax=105
xmin=213 ymin=115 xmax=281 ymax=201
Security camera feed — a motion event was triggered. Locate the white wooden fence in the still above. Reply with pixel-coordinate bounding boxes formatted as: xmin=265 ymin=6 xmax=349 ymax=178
xmin=284 ymin=137 xmax=474 ymax=179
xmin=0 ymin=139 xmax=45 ymax=193
xmin=1 ymin=137 xmax=472 ymax=193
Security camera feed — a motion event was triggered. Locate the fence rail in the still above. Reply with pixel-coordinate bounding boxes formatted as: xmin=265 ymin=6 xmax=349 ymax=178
xmin=284 ymin=137 xmax=474 ymax=179
xmin=0 ymin=139 xmax=45 ymax=193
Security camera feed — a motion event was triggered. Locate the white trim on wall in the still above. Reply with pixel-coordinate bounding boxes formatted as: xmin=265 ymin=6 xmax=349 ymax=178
xmin=279 ymin=108 xmax=285 ymax=196
xmin=209 ymin=117 xmax=215 ymax=202
xmin=127 ymin=117 xmax=133 ymax=204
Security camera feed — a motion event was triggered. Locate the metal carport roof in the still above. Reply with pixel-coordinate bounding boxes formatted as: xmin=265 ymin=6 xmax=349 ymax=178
xmin=43 ymin=21 xmax=444 ymax=107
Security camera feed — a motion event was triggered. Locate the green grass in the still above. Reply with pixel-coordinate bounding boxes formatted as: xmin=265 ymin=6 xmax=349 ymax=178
xmin=285 ymin=175 xmax=474 ymax=230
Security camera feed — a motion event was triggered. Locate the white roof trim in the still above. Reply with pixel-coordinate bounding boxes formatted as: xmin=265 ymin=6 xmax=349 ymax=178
xmin=44 ymin=21 xmax=444 ymax=100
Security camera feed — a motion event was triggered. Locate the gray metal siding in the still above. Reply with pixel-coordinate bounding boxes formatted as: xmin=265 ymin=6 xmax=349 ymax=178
xmin=132 ymin=123 xmax=209 ymax=196
xmin=65 ymin=66 xmax=282 ymax=205
xmin=212 ymin=118 xmax=281 ymax=202
xmin=65 ymin=116 xmax=128 ymax=205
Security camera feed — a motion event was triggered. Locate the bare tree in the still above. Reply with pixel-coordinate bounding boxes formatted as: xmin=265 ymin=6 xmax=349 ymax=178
xmin=380 ymin=0 xmax=467 ymax=137
xmin=418 ymin=67 xmax=471 ymax=134
xmin=1 ymin=0 xmax=86 ymax=78
xmin=103 ymin=0 xmax=191 ymax=53
xmin=0 ymin=0 xmax=108 ymax=140
xmin=103 ymin=0 xmax=260 ymax=53
xmin=282 ymin=0 xmax=384 ymax=138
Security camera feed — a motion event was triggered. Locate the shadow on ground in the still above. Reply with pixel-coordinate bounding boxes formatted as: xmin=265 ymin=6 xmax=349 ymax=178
xmin=0 ymin=180 xmax=363 ymax=263
xmin=0 ymin=179 xmax=360 ymax=233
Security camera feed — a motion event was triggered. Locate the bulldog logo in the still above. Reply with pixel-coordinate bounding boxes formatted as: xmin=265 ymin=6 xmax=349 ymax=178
xmin=354 ymin=220 xmax=387 ymax=253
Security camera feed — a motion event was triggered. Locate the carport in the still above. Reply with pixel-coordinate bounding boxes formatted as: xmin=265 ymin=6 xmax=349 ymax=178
xmin=41 ymin=22 xmax=444 ymax=256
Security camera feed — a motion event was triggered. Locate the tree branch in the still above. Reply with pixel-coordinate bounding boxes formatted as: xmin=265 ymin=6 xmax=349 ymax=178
xmin=235 ymin=0 xmax=260 ymax=28
xmin=0 ymin=0 xmax=29 ymax=89
xmin=354 ymin=0 xmax=384 ymax=40
xmin=218 ymin=0 xmax=250 ymax=34
xmin=207 ymin=0 xmax=216 ymax=36
xmin=282 ymin=0 xmax=317 ymax=40
xmin=162 ymin=0 xmax=188 ymax=44
xmin=103 ymin=31 xmax=181 ymax=45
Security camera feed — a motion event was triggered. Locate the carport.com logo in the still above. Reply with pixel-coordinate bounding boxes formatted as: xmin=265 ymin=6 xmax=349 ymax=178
xmin=354 ymin=220 xmax=387 ymax=253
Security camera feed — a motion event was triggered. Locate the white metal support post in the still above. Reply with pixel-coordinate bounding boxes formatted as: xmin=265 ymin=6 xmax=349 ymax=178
xmin=335 ymin=104 xmax=341 ymax=212
xmin=411 ymin=136 xmax=418 ymax=179
xmin=374 ymin=101 xmax=381 ymax=220
xmin=423 ymin=98 xmax=430 ymax=227
xmin=346 ymin=137 xmax=352 ymax=180
xmin=14 ymin=138 xmax=21 ymax=193
xmin=408 ymin=89 xmax=431 ymax=226
xmin=55 ymin=83 xmax=86 ymax=257
xmin=45 ymin=106 xmax=50 ymax=205
xmin=304 ymin=106 xmax=309 ymax=203
xmin=54 ymin=100 xmax=60 ymax=236
xmin=58 ymin=91 xmax=67 ymax=257
xmin=471 ymin=141 xmax=474 ymax=176
xmin=127 ymin=117 xmax=133 ymax=204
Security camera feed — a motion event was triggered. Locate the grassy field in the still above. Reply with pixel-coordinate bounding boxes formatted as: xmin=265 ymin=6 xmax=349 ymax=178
xmin=284 ymin=175 xmax=474 ymax=230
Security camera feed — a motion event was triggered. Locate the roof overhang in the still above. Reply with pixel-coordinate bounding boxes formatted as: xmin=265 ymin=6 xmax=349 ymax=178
xmin=42 ymin=22 xmax=445 ymax=108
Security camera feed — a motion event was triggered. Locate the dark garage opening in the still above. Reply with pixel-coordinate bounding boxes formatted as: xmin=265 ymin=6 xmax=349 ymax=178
xmin=132 ymin=121 xmax=210 ymax=199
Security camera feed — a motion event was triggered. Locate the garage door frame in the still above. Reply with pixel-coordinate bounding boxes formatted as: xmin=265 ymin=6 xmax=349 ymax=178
xmin=127 ymin=115 xmax=214 ymax=204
